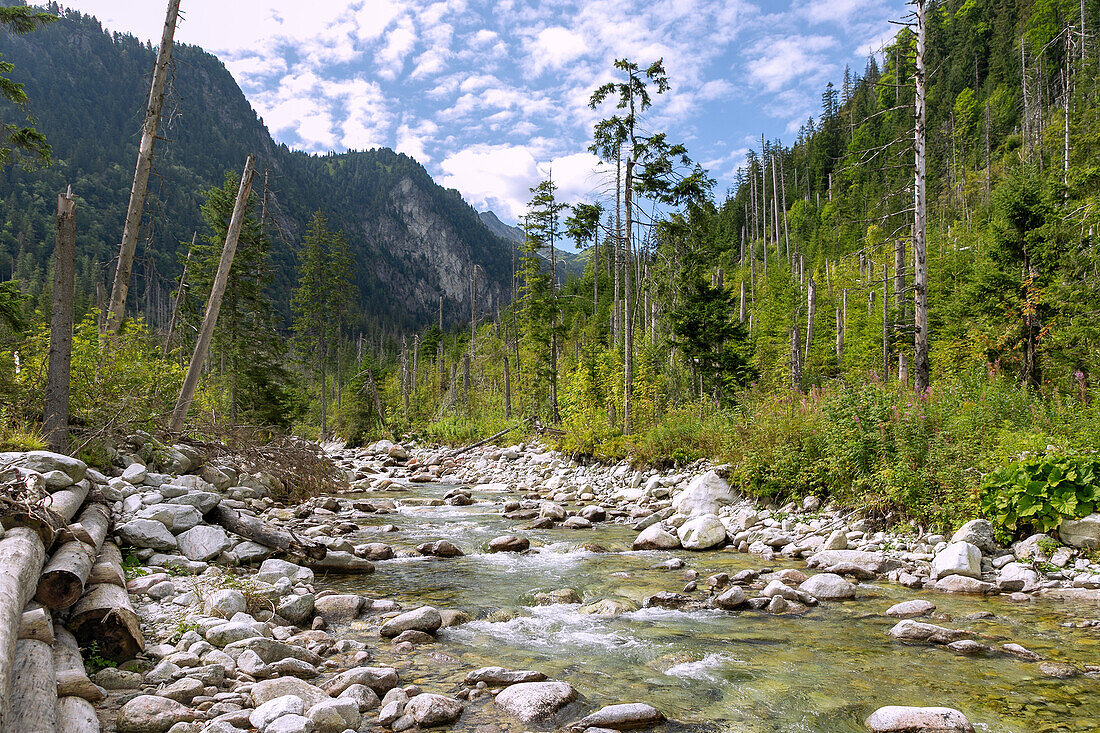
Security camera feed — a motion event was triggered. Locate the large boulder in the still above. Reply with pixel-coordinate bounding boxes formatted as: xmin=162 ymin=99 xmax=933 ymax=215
xmin=884 ymin=600 xmax=936 ymax=619
xmin=865 ymin=705 xmax=974 ymax=732
xmin=250 ymin=677 xmax=329 ymax=709
xmin=950 ymin=519 xmax=996 ymax=554
xmin=321 ymin=666 xmax=400 ymax=696
xmin=115 ymin=695 xmax=196 ymax=733
xmin=574 ymin=703 xmax=666 ymax=730
xmin=799 ymin=573 xmax=856 ymax=600
xmin=402 ymin=693 xmax=464 ymax=727
xmin=494 ymin=681 xmax=578 ymax=725
xmin=379 ymin=606 xmax=442 ymax=638
xmin=805 ymin=550 xmax=900 ymax=575
xmin=935 ymin=574 xmax=993 ymax=594
xmin=888 ymin=620 xmax=968 ymax=645
xmin=931 ymin=542 xmax=981 ymax=580
xmin=1059 ymin=513 xmax=1100 ymax=549
xmin=314 ymin=595 xmax=364 ymax=624
xmin=307 ymin=697 xmax=362 ymax=733
xmin=671 ymin=471 xmax=733 ymax=516
xmin=136 ymin=504 xmax=202 ymax=533
xmin=176 ymin=525 xmax=233 ymax=561
xmin=632 ymin=524 xmax=681 ymax=550
xmin=677 ymin=515 xmax=727 ymax=550
xmin=997 ymin=562 xmax=1040 ymax=592
xmin=9 ymin=450 xmax=87 ymax=482
xmin=117 ymin=519 xmax=177 ymax=551
xmin=256 ymin=558 xmax=314 ymax=585
xmin=488 ymin=535 xmax=530 ymax=553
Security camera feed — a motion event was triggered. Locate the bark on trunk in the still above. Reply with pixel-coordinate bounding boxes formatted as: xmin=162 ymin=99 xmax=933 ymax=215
xmin=56 ymin=697 xmax=99 ymax=733
xmin=914 ymin=0 xmax=930 ymax=393
xmin=45 ymin=189 xmax=76 ymax=453
xmin=204 ymin=505 xmax=326 ymax=561
xmin=170 ymin=155 xmax=256 ymax=431
xmin=9 ymin=638 xmax=57 ymax=733
xmin=105 ymin=0 xmax=182 ymax=334
xmin=54 ymin=627 xmax=104 ymax=702
xmin=0 ymin=528 xmax=46 ymax=728
xmin=36 ymin=503 xmax=110 ymax=610
xmin=68 ymin=584 xmax=144 ymax=662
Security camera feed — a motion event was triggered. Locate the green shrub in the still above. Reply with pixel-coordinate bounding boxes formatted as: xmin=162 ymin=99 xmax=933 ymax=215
xmin=982 ymin=454 xmax=1100 ymax=535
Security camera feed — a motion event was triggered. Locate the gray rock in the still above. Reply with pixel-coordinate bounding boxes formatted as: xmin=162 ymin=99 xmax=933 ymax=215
xmin=677 ymin=514 xmax=727 ymax=550
xmin=935 ymin=574 xmax=993 ymax=594
xmin=250 ymin=677 xmax=328 ymax=709
xmin=1013 ymin=533 xmax=1052 ymax=561
xmin=14 ymin=450 xmax=87 ymax=482
xmin=823 ymin=530 xmax=848 ymax=551
xmin=865 ymin=705 xmax=974 ymax=732
xmin=122 ymin=463 xmax=149 ymax=484
xmin=884 ymin=600 xmax=936 ymax=619
xmin=888 ymin=620 xmax=968 ymax=645
xmin=799 ymin=573 xmax=856 ymax=600
xmin=176 ymin=525 xmax=233 ymax=562
xmin=671 ymin=471 xmax=733 ymax=516
xmin=41 ymin=469 xmax=75 ymax=489
xmin=306 ymin=697 xmax=361 ymax=733
xmin=950 ymin=519 xmax=996 ymax=554
xmin=308 ymin=551 xmax=375 ymax=573
xmin=265 ymin=714 xmax=312 ymax=733
xmin=488 ymin=535 xmax=530 ymax=552
xmin=380 ymin=606 xmax=442 ymax=637
xmin=931 ymin=542 xmax=981 ymax=580
xmin=94 ymin=667 xmax=144 ymax=689
xmin=464 ymin=667 xmax=547 ymax=686
xmin=206 ymin=622 xmax=262 ymax=647
xmin=1059 ymin=513 xmax=1100 ymax=549
xmin=249 ymin=695 xmax=303 ymax=731
xmin=632 ymin=524 xmax=681 ymax=550
xmin=337 ymin=683 xmax=380 ymax=713
xmin=314 ymin=594 xmax=364 ymax=624
xmin=116 ymin=695 xmax=196 ymax=733
xmin=494 ymin=681 xmax=578 ymax=725
xmin=574 ymin=702 xmax=666 ymax=730
xmin=232 ymin=541 xmax=275 ymax=563
xmin=277 ymin=593 xmax=315 ymax=625
xmin=416 ymin=540 xmax=464 ymax=557
xmin=117 ymin=519 xmax=178 ymax=550
xmin=256 ymin=559 xmax=313 ymax=585
xmin=997 ymin=562 xmax=1040 ymax=592
xmin=203 ymin=589 xmax=247 ymax=619
xmin=321 ymin=665 xmax=400 ymax=696
xmin=223 ymin=637 xmax=321 ymax=667
xmin=168 ymin=492 xmax=222 ymax=514
xmin=403 ymin=693 xmax=464 ymax=727
xmin=713 ymin=586 xmax=748 ymax=609
xmin=157 ymin=677 xmax=205 ymax=704
xmin=806 ymin=550 xmax=900 ymax=575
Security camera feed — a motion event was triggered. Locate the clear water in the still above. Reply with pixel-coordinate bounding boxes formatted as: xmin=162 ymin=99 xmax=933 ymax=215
xmin=318 ymin=482 xmax=1100 ymax=732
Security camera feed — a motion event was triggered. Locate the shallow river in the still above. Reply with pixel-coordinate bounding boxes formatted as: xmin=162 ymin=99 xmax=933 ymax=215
xmin=319 ymin=481 xmax=1100 ymax=732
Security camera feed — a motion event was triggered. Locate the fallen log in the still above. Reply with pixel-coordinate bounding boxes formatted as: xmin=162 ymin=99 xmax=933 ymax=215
xmin=9 ymin=638 xmax=58 ymax=733
xmin=18 ymin=604 xmax=54 ymax=644
xmin=86 ymin=542 xmax=125 ymax=588
xmin=0 ymin=527 xmax=47 ymax=728
xmin=56 ymin=696 xmax=99 ymax=733
xmin=42 ymin=480 xmax=89 ymax=524
xmin=63 ymin=502 xmax=110 ymax=550
xmin=54 ymin=626 xmax=104 ymax=702
xmin=68 ymin=583 xmax=144 ymax=662
xmin=449 ymin=420 xmax=529 ymax=458
xmin=36 ymin=504 xmax=111 ymax=610
xmin=205 ymin=504 xmax=326 ymax=561
xmin=2 ymin=480 xmax=90 ymax=548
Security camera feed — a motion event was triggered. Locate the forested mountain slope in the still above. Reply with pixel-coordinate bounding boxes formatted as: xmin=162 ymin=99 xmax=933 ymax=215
xmin=0 ymin=2 xmax=513 ymax=332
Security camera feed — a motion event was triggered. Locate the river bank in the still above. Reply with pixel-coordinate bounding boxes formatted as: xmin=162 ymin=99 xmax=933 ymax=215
xmin=2 ymin=435 xmax=1097 ymax=732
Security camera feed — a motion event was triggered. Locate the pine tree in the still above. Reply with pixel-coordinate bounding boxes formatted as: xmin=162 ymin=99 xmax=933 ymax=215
xmin=0 ymin=4 xmax=55 ymax=168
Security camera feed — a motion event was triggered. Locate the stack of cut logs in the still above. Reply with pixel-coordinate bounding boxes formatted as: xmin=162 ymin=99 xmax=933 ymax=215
xmin=0 ymin=453 xmax=142 ymax=733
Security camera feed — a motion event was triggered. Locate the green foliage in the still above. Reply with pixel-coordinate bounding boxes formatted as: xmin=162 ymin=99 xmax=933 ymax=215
xmin=81 ymin=641 xmax=116 ymax=674
xmin=0 ymin=4 xmax=55 ymax=168
xmin=982 ymin=453 xmax=1100 ymax=534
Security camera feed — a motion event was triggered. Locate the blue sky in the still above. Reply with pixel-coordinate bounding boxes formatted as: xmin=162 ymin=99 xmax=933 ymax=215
xmin=64 ymin=0 xmax=906 ymax=226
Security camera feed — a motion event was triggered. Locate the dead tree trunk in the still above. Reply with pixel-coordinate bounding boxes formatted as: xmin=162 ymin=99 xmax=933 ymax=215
xmin=914 ymin=0 xmax=930 ymax=393
xmin=0 ymin=528 xmax=48 ymax=729
xmin=45 ymin=189 xmax=76 ymax=453
xmin=205 ymin=505 xmax=326 ymax=560
xmin=9 ymin=638 xmax=57 ymax=733
xmin=163 ymin=236 xmax=193 ymax=355
xmin=804 ymin=277 xmax=816 ymax=363
xmin=837 ymin=289 xmax=846 ymax=366
xmin=503 ymin=352 xmax=512 ymax=420
xmin=104 ymin=0 xmax=181 ymax=334
xmin=68 ymin=583 xmax=143 ymax=662
xmin=170 ymin=155 xmax=255 ymax=431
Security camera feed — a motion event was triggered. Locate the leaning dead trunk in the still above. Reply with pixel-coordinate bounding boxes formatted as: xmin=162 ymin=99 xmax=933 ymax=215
xmin=205 ymin=505 xmax=326 ymax=561
xmin=44 ymin=189 xmax=76 ymax=453
xmin=105 ymin=0 xmax=182 ymax=334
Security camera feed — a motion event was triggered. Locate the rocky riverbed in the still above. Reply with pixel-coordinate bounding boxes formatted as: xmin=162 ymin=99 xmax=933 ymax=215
xmin=10 ymin=434 xmax=1100 ymax=732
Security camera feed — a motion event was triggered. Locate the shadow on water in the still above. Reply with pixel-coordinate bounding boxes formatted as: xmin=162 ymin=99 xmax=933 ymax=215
xmin=317 ymin=481 xmax=1100 ymax=732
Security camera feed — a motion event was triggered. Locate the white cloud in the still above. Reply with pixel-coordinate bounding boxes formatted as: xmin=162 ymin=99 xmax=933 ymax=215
xmin=745 ymin=35 xmax=839 ymax=93
xmin=527 ymin=26 xmax=589 ymax=74
xmin=440 ymin=144 xmax=541 ymax=220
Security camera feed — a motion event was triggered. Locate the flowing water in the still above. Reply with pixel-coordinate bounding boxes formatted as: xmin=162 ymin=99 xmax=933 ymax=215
xmin=319 ymin=481 xmax=1100 ymax=732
